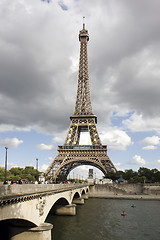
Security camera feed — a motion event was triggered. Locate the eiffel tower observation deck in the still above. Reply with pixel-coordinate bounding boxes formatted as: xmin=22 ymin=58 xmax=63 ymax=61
xmin=45 ymin=23 xmax=117 ymax=181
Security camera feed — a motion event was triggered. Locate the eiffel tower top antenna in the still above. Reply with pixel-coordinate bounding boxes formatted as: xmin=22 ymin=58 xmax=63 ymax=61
xmin=83 ymin=16 xmax=85 ymax=29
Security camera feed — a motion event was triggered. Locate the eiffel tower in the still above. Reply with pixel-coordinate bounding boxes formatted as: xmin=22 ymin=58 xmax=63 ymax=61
xmin=45 ymin=23 xmax=116 ymax=181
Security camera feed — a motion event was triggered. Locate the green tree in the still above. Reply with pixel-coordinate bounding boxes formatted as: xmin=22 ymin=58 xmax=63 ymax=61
xmin=124 ymin=169 xmax=137 ymax=180
xmin=0 ymin=166 xmax=41 ymax=182
xmin=138 ymin=167 xmax=153 ymax=182
xmin=10 ymin=167 xmax=23 ymax=176
xmin=23 ymin=166 xmax=39 ymax=181
xmin=154 ymin=170 xmax=160 ymax=182
xmin=0 ymin=167 xmax=5 ymax=182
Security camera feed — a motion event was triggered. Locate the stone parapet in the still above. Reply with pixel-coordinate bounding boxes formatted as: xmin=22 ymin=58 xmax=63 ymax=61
xmin=0 ymin=183 xmax=88 ymax=197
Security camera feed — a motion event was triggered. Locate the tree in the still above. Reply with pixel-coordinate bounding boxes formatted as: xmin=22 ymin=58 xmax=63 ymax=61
xmin=138 ymin=167 xmax=153 ymax=182
xmin=10 ymin=167 xmax=23 ymax=178
xmin=0 ymin=167 xmax=5 ymax=182
xmin=124 ymin=169 xmax=137 ymax=180
xmin=0 ymin=166 xmax=41 ymax=182
xmin=154 ymin=171 xmax=160 ymax=182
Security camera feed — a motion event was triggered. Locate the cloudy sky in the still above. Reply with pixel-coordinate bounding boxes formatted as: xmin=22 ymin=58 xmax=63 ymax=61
xmin=0 ymin=0 xmax=160 ymax=179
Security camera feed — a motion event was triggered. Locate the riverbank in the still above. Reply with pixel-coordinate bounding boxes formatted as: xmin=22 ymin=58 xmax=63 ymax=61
xmin=89 ymin=183 xmax=160 ymax=200
xmin=89 ymin=193 xmax=160 ymax=200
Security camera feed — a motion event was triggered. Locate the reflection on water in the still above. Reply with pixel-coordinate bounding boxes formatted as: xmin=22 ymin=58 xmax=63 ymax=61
xmin=46 ymin=198 xmax=160 ymax=240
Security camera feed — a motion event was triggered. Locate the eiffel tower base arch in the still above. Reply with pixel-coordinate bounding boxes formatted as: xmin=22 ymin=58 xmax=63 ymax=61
xmin=46 ymin=145 xmax=116 ymax=182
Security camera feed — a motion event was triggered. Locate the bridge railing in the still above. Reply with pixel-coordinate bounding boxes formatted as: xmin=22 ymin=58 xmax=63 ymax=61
xmin=0 ymin=183 xmax=89 ymax=198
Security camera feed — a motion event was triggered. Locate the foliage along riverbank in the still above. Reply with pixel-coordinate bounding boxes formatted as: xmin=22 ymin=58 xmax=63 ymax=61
xmin=0 ymin=166 xmax=160 ymax=184
xmin=106 ymin=167 xmax=160 ymax=183
xmin=0 ymin=166 xmax=41 ymax=182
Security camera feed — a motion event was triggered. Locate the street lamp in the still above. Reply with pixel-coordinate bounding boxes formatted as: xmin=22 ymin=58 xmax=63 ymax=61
xmin=4 ymin=146 xmax=8 ymax=183
xmin=36 ymin=158 xmax=38 ymax=182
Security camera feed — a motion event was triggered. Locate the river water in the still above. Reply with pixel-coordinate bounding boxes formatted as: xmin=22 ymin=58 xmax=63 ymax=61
xmin=46 ymin=198 xmax=160 ymax=240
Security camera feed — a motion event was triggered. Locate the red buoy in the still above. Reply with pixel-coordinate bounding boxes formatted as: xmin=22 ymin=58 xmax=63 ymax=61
xmin=121 ymin=210 xmax=127 ymax=216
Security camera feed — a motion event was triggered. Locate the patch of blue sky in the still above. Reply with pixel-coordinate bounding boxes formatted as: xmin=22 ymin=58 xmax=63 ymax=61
xmin=58 ymin=1 xmax=68 ymax=11
xmin=129 ymin=131 xmax=157 ymax=143
xmin=127 ymin=131 xmax=160 ymax=153
xmin=0 ymin=129 xmax=53 ymax=146
xmin=108 ymin=150 xmax=132 ymax=170
xmin=108 ymin=129 xmax=160 ymax=171
xmin=112 ymin=110 xmax=135 ymax=117
xmin=110 ymin=116 xmax=125 ymax=127
xmin=110 ymin=111 xmax=135 ymax=128
xmin=0 ymin=130 xmax=54 ymax=168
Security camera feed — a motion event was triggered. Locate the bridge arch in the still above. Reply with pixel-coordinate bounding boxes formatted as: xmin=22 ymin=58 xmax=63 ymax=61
xmin=0 ymin=218 xmax=36 ymax=239
xmin=54 ymin=197 xmax=69 ymax=205
xmin=46 ymin=197 xmax=69 ymax=218
xmin=82 ymin=189 xmax=85 ymax=195
xmin=72 ymin=192 xmax=81 ymax=199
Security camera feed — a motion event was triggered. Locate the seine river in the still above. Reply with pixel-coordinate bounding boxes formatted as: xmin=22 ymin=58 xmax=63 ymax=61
xmin=46 ymin=198 xmax=160 ymax=240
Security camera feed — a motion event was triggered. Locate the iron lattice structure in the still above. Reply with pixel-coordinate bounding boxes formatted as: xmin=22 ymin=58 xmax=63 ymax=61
xmin=45 ymin=24 xmax=117 ymax=181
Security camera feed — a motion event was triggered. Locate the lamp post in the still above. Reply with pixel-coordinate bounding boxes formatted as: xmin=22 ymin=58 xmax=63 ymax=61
xmin=36 ymin=158 xmax=38 ymax=182
xmin=4 ymin=146 xmax=8 ymax=183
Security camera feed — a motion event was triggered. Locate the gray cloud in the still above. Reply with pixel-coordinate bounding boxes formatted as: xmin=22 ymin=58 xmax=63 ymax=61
xmin=0 ymin=0 xmax=160 ymax=137
xmin=0 ymin=0 xmax=77 ymax=134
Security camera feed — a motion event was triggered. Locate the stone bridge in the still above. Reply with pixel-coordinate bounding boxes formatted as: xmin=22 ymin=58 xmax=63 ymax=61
xmin=0 ymin=183 xmax=89 ymax=240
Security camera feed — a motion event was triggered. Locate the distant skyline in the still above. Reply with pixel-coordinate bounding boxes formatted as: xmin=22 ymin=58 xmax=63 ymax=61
xmin=0 ymin=0 xmax=160 ymax=179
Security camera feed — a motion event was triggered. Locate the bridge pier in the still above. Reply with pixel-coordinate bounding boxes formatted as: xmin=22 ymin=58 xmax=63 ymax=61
xmin=82 ymin=194 xmax=88 ymax=199
xmin=8 ymin=223 xmax=53 ymax=240
xmin=72 ymin=197 xmax=85 ymax=205
xmin=55 ymin=204 xmax=76 ymax=216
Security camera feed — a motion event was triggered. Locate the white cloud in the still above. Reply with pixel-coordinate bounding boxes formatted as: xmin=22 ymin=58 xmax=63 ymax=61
xmin=140 ymin=135 xmax=160 ymax=145
xmin=8 ymin=162 xmax=20 ymax=169
xmin=37 ymin=131 xmax=67 ymax=151
xmin=40 ymin=164 xmax=49 ymax=172
xmin=140 ymin=135 xmax=160 ymax=150
xmin=0 ymin=124 xmax=31 ymax=133
xmin=157 ymin=160 xmax=160 ymax=164
xmin=114 ymin=162 xmax=122 ymax=167
xmin=114 ymin=162 xmax=124 ymax=171
xmin=46 ymin=156 xmax=54 ymax=161
xmin=100 ymin=127 xmax=133 ymax=150
xmin=79 ymin=132 xmax=91 ymax=145
xmin=37 ymin=143 xmax=54 ymax=151
xmin=122 ymin=113 xmax=160 ymax=133
xmin=52 ymin=131 xmax=68 ymax=144
xmin=0 ymin=138 xmax=23 ymax=148
xmin=131 ymin=155 xmax=146 ymax=165
xmin=142 ymin=145 xmax=157 ymax=150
